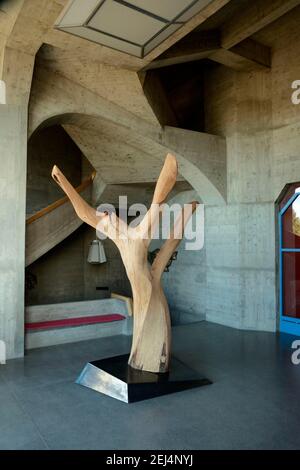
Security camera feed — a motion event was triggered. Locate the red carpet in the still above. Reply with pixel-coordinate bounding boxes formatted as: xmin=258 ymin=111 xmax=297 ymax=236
xmin=25 ymin=314 xmax=126 ymax=331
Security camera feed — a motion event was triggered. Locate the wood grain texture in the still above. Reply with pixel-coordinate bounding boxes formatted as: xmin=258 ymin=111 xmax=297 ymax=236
xmin=52 ymin=154 xmax=198 ymax=373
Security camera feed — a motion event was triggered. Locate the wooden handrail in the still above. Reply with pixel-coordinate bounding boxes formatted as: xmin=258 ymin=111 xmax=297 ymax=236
xmin=26 ymin=171 xmax=96 ymax=225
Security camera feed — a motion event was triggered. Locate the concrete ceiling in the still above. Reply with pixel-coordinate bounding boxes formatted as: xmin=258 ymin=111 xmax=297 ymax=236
xmin=35 ymin=44 xmax=159 ymax=126
xmin=253 ymin=5 xmax=300 ymax=48
xmin=5 ymin=0 xmax=297 ymax=205
xmin=38 ymin=0 xmax=233 ymax=71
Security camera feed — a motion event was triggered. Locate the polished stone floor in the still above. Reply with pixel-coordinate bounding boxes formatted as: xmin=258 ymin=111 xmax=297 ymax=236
xmin=0 ymin=321 xmax=300 ymax=450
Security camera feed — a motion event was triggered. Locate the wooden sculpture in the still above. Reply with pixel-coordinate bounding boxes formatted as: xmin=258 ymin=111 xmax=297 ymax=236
xmin=52 ymin=154 xmax=198 ymax=374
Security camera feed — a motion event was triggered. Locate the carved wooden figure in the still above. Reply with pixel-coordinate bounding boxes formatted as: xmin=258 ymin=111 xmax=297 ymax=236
xmin=52 ymin=154 xmax=198 ymax=373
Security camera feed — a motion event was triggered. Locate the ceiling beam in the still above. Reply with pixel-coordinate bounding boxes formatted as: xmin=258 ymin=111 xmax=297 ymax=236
xmin=145 ymin=32 xmax=271 ymax=72
xmin=144 ymin=31 xmax=220 ymax=71
xmin=210 ymin=37 xmax=271 ymax=71
xmin=222 ymin=0 xmax=300 ymax=49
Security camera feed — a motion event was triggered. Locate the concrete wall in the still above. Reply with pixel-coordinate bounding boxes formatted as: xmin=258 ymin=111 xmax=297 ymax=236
xmin=26 ymin=225 xmax=85 ymax=306
xmin=150 ymin=190 xmax=206 ymax=325
xmin=201 ymin=9 xmax=300 ymax=332
xmin=26 ymin=125 xmax=84 ymax=306
xmin=83 ymin=226 xmax=131 ymax=300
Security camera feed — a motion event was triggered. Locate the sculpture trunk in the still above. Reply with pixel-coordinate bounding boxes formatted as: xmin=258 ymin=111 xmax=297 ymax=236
xmin=119 ymin=241 xmax=171 ymax=373
xmin=51 ymin=154 xmax=197 ymax=374
xmin=129 ymin=283 xmax=171 ymax=373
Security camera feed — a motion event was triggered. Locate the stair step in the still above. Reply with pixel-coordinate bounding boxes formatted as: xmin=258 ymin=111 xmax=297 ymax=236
xmin=25 ymin=314 xmax=126 ymax=332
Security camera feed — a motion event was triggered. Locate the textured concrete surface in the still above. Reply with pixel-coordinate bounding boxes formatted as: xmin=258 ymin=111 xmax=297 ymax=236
xmin=82 ymin=226 xmax=131 ymax=302
xmin=1 ymin=322 xmax=300 ymax=450
xmin=28 ymin=65 xmax=226 ymax=205
xmin=26 ymin=125 xmax=83 ymax=215
xmin=0 ymin=22 xmax=37 ymax=360
xmin=0 ymin=104 xmax=28 ymax=359
xmin=151 ymin=190 xmax=206 ymax=325
xmin=199 ymin=9 xmax=300 ymax=333
xmin=25 ymin=190 xmax=87 ymax=268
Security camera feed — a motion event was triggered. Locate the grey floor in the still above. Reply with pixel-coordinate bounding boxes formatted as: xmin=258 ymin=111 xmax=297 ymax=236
xmin=1 ymin=321 xmax=300 ymax=450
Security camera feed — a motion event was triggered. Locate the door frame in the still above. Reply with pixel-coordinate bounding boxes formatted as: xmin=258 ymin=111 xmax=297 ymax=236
xmin=279 ymin=192 xmax=300 ymax=335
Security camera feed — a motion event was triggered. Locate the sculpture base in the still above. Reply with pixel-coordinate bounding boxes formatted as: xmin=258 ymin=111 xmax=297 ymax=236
xmin=76 ymin=354 xmax=212 ymax=403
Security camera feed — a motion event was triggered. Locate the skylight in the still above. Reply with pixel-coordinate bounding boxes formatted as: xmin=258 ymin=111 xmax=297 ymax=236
xmin=55 ymin=0 xmax=213 ymax=58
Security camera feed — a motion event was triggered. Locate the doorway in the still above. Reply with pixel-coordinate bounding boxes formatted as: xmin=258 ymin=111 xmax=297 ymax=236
xmin=279 ymin=183 xmax=300 ymax=335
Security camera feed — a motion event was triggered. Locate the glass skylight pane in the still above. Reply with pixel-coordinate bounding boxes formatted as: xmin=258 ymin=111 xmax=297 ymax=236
xmin=58 ymin=0 xmax=100 ymax=27
xmin=178 ymin=0 xmax=213 ymax=22
xmin=143 ymin=23 xmax=181 ymax=56
xmin=60 ymin=26 xmax=142 ymax=57
xmin=127 ymin=0 xmax=193 ymax=21
xmin=88 ymin=0 xmax=165 ymax=45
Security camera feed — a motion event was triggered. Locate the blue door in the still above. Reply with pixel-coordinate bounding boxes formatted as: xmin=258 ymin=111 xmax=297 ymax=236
xmin=279 ymin=190 xmax=300 ymax=335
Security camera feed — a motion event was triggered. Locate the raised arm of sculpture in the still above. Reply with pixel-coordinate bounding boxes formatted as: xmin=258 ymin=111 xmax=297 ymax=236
xmin=136 ymin=153 xmax=178 ymax=243
xmin=151 ymin=201 xmax=198 ymax=280
xmin=52 ymin=165 xmax=127 ymax=246
xmin=52 ymin=154 xmax=199 ymax=374
xmin=52 ymin=166 xmax=99 ymax=228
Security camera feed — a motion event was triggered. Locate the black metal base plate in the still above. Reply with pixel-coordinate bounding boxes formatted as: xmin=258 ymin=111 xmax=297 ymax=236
xmin=76 ymin=354 xmax=212 ymax=403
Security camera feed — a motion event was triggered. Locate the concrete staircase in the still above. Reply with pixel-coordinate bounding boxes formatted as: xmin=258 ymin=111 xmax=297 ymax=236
xmin=24 ymin=172 xmax=134 ymax=349
xmin=25 ymin=172 xmax=95 ymax=267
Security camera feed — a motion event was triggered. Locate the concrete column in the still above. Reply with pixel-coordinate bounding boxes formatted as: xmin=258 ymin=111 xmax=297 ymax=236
xmin=0 ymin=103 xmax=28 ymax=358
xmin=0 ymin=46 xmax=34 ymax=359
xmin=0 ymin=0 xmax=64 ymax=358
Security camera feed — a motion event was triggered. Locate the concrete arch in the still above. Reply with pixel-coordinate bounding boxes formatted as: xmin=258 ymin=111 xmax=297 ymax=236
xmin=29 ymin=68 xmax=226 ymax=205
